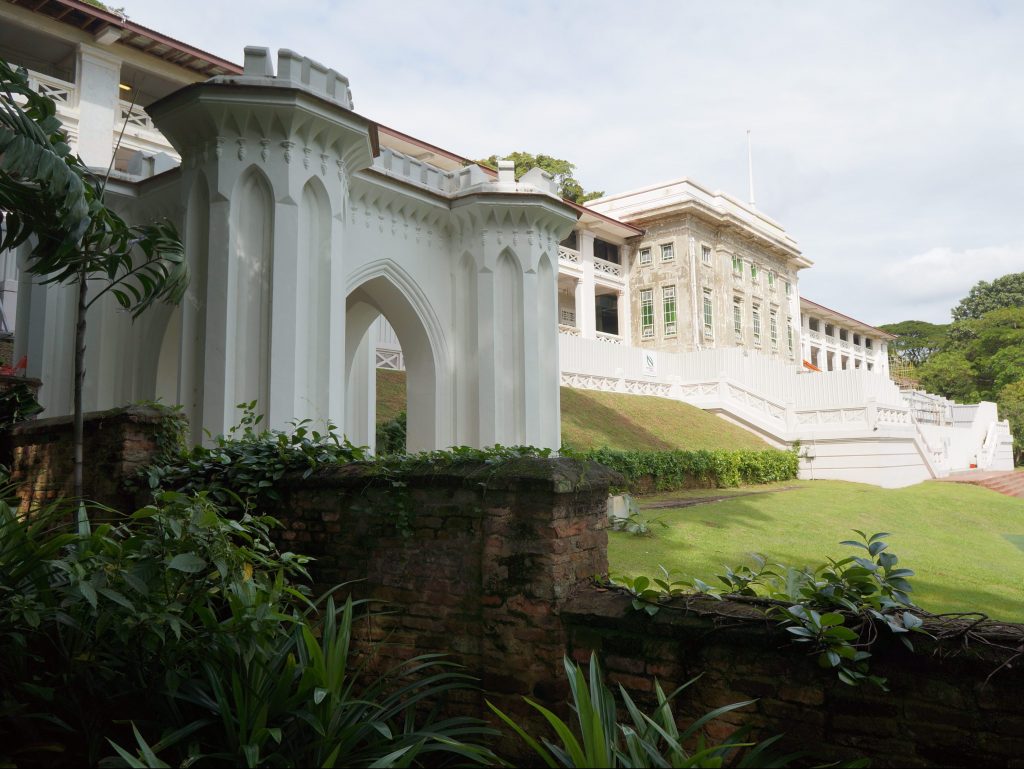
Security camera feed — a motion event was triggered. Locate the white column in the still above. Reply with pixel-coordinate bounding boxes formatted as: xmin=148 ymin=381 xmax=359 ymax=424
xmin=268 ymin=193 xmax=300 ymax=428
xmin=202 ymin=198 xmax=233 ymax=439
xmin=475 ymin=267 xmax=499 ymax=446
xmin=344 ymin=325 xmax=376 ymax=452
xmin=521 ymin=270 xmax=541 ymax=445
xmin=616 ymin=289 xmax=626 ymax=339
xmin=578 ymin=231 xmax=596 ymax=338
xmin=75 ymin=44 xmax=121 ymax=169
xmin=573 ymin=277 xmax=583 ymax=330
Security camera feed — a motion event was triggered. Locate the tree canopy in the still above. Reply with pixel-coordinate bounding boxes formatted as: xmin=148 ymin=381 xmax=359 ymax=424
xmin=951 ymin=272 xmax=1024 ymax=321
xmin=878 ymin=320 xmax=949 ymax=367
xmin=476 ymin=152 xmax=603 ymax=204
xmin=885 ymin=273 xmax=1023 ymax=462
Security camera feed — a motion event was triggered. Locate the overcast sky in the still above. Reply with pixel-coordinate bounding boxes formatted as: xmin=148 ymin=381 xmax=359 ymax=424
xmin=124 ymin=0 xmax=1024 ymax=326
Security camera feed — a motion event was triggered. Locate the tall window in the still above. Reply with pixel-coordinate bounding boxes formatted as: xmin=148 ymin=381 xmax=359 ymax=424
xmin=701 ymin=244 xmax=712 ymax=265
xmin=703 ymin=290 xmax=714 ymax=338
xmin=639 ymin=247 xmax=652 ymax=266
xmin=787 ymin=321 xmax=794 ymax=355
xmin=770 ymin=310 xmax=779 ymax=348
xmin=661 ymin=243 xmax=674 ymax=262
xmin=640 ymin=289 xmax=654 ymax=338
xmin=768 ymin=271 xmax=776 ymax=290
xmin=750 ymin=263 xmax=759 ymax=283
xmin=785 ymin=280 xmax=792 ymax=297
xmin=663 ymin=285 xmax=677 ymax=335
xmin=752 ymin=305 xmax=762 ymax=345
xmin=733 ymin=299 xmax=743 ymax=339
xmin=732 ymin=256 xmax=743 ymax=276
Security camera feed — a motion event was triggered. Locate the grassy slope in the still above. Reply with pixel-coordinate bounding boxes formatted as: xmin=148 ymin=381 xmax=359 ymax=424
xmin=609 ymin=480 xmax=1024 ymax=622
xmin=376 ymin=370 xmax=407 ymax=424
xmin=376 ymin=371 xmax=768 ymax=451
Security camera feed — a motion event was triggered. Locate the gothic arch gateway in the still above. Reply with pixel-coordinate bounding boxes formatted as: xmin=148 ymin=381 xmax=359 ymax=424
xmin=18 ymin=47 xmax=576 ymax=452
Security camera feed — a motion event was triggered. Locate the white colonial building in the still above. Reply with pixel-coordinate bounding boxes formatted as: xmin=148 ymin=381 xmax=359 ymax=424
xmin=0 ymin=0 xmax=1013 ymax=485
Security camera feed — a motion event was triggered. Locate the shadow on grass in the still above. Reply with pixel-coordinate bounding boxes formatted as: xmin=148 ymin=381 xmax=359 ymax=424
xmin=639 ymin=493 xmax=780 ymax=529
xmin=908 ymin=578 xmax=1024 ymax=624
xmin=560 ymin=388 xmax=675 ymax=451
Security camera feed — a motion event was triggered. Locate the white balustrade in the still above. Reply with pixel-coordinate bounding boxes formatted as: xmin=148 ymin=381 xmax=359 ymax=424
xmin=120 ymin=100 xmax=157 ymax=132
xmin=593 ymin=257 xmax=623 ymax=278
xmin=29 ymin=71 xmax=75 ymax=105
xmin=558 ymin=323 xmax=580 ymax=336
xmin=595 ymin=331 xmax=624 ymax=344
xmin=558 ymin=246 xmax=581 ymax=265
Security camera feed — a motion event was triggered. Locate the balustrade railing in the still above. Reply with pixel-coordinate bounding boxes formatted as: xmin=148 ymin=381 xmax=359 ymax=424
xmin=558 ymin=324 xmax=580 ymax=336
xmin=119 ymin=100 xmax=157 ymax=131
xmin=594 ymin=257 xmax=623 ymax=278
xmin=595 ymin=331 xmax=624 ymax=344
xmin=558 ymin=246 xmax=581 ymax=265
xmin=11 ymin=70 xmax=76 ymax=107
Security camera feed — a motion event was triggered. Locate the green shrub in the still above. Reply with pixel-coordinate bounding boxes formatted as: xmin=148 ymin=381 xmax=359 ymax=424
xmin=490 ymin=652 xmax=802 ymax=768
xmin=0 ymin=494 xmax=496 ymax=767
xmin=574 ymin=448 xmax=798 ymax=492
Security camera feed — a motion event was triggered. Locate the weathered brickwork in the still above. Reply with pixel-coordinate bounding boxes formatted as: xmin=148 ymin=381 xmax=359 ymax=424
xmin=8 ymin=413 xmax=1024 ymax=766
xmin=563 ymin=587 xmax=1024 ymax=768
xmin=269 ymin=458 xmax=619 ymax=737
xmin=6 ymin=405 xmax=165 ymax=512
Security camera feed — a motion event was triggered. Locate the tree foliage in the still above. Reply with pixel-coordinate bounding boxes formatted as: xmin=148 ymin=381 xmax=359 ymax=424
xmin=477 ymin=151 xmax=604 ymax=204
xmin=0 ymin=57 xmax=187 ymax=499
xmin=997 ymin=380 xmax=1024 ymax=464
xmin=878 ymin=320 xmax=949 ymax=366
xmin=951 ymin=271 xmax=1024 ymax=321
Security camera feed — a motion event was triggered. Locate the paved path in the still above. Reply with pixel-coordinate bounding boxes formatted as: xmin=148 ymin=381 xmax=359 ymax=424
xmin=933 ymin=470 xmax=1024 ymax=499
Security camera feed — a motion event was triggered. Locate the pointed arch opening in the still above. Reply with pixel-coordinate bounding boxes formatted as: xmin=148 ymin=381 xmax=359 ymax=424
xmin=345 ymin=268 xmax=445 ymax=453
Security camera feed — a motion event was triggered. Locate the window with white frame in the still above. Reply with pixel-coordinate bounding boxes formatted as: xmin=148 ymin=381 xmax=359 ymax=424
xmin=701 ymin=244 xmax=712 ymax=266
xmin=768 ymin=271 xmax=776 ymax=290
xmin=732 ymin=255 xmax=743 ymax=276
xmin=750 ymin=263 xmax=759 ymax=283
xmin=784 ymin=280 xmax=792 ymax=297
xmin=639 ymin=247 xmax=652 ymax=266
xmin=770 ymin=310 xmax=779 ymax=348
xmin=663 ymin=286 xmax=677 ymax=335
xmin=733 ymin=298 xmax=743 ymax=339
xmin=752 ymin=305 xmax=762 ymax=345
xmin=661 ymin=243 xmax=674 ymax=262
xmin=703 ymin=289 xmax=714 ymax=337
xmin=640 ymin=289 xmax=654 ymax=338
xmin=787 ymin=319 xmax=794 ymax=354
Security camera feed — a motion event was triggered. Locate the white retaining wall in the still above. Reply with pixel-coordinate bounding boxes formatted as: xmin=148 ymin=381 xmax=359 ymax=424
xmin=559 ymin=335 xmax=1014 ymax=488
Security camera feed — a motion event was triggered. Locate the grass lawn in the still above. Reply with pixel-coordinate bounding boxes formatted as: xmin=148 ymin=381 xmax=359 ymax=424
xmin=377 ymin=370 xmax=768 ymax=452
xmin=608 ymin=479 xmax=1024 ymax=623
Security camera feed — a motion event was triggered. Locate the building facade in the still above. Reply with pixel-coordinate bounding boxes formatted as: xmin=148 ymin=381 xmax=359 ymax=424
xmin=0 ymin=0 xmax=1013 ymax=482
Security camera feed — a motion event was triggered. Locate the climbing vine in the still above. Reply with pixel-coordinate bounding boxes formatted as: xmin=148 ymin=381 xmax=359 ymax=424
xmin=609 ymin=531 xmax=926 ymax=690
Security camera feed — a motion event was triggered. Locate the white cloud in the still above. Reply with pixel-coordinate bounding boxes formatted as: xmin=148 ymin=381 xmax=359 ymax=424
xmin=118 ymin=1 xmax=1024 ymax=325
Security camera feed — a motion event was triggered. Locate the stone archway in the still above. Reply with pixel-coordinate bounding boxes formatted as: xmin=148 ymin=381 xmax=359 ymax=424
xmin=344 ymin=263 xmax=450 ymax=453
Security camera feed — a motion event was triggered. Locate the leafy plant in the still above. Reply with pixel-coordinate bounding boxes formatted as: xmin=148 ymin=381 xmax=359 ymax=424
xmin=0 ymin=380 xmax=43 ymax=431
xmin=375 ymin=409 xmax=407 ymax=456
xmin=0 ymin=57 xmax=188 ymax=500
xmin=613 ymin=532 xmax=927 ymax=690
xmin=111 ymin=595 xmax=499 ymax=768
xmin=490 ymin=652 xmax=798 ymax=768
xmin=572 ymin=448 xmax=799 ymax=492
xmin=0 ymin=491 xmax=501 ymax=767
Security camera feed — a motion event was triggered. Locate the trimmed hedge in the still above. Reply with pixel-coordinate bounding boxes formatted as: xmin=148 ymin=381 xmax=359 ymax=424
xmin=574 ymin=447 xmax=799 ymax=492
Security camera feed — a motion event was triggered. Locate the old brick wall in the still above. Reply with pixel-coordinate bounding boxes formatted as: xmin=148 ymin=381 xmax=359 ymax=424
xmin=563 ymin=586 xmax=1024 ymax=768
xmin=7 ymin=413 xmax=1023 ymax=767
xmin=271 ymin=457 xmax=619 ymax=734
xmin=6 ymin=405 xmax=167 ymax=512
